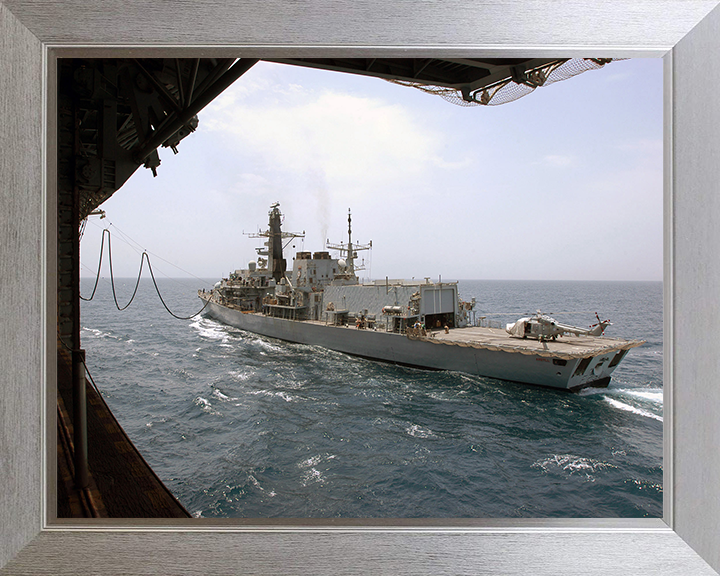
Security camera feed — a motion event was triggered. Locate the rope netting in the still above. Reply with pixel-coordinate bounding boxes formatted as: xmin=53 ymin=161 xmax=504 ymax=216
xmin=389 ymin=58 xmax=624 ymax=107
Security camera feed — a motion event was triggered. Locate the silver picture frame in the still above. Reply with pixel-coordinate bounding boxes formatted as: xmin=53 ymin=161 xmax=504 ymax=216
xmin=2 ymin=1 xmax=720 ymax=573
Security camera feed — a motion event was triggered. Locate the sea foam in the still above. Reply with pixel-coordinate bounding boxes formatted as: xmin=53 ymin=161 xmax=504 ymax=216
xmin=603 ymin=396 xmax=663 ymax=422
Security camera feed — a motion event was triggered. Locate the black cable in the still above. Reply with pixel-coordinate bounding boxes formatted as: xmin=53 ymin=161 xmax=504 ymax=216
xmin=63 ymin=233 xmax=215 ymax=401
xmin=56 ymin=332 xmax=102 ymax=397
xmin=107 ymin=230 xmax=147 ymax=311
xmin=81 ymin=357 xmax=102 ymax=397
xmin=80 ymin=228 xmax=108 ymax=301
xmin=145 ymin=253 xmax=214 ymax=320
xmin=81 ymin=227 xmax=213 ymax=319
xmin=89 ymin=221 xmax=211 ymax=295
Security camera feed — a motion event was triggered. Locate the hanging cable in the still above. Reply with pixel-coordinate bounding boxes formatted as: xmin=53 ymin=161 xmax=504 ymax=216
xmin=81 ymin=227 xmax=214 ymax=319
xmin=107 ymin=230 xmax=146 ymax=311
xmin=57 ymin=332 xmax=102 ymax=397
xmin=81 ymin=354 xmax=102 ymax=397
xmin=87 ymin=219 xmax=210 ymax=294
xmin=80 ymin=228 xmax=108 ymax=301
xmin=145 ymin=255 xmax=214 ymax=320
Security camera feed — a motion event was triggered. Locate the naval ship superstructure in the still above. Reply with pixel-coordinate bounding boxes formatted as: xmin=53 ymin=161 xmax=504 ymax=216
xmin=199 ymin=203 xmax=643 ymax=391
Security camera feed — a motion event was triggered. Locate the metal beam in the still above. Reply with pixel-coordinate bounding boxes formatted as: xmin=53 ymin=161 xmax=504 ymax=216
xmin=133 ymin=58 xmax=258 ymax=164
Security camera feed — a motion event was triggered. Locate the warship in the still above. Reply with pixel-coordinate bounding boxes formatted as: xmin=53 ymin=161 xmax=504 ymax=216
xmin=199 ymin=203 xmax=643 ymax=391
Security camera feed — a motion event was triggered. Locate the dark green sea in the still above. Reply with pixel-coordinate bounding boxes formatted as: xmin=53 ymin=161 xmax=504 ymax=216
xmin=80 ymin=278 xmax=662 ymax=518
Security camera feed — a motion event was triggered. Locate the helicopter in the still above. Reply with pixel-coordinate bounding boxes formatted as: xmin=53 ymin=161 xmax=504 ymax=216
xmin=505 ymin=311 xmax=611 ymax=341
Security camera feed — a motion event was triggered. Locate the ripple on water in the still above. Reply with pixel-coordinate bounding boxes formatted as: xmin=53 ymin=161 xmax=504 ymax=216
xmin=532 ymin=454 xmax=617 ymax=483
xmin=194 ymin=396 xmax=221 ymax=416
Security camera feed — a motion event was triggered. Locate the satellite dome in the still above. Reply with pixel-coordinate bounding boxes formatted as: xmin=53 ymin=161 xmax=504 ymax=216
xmin=338 ymin=259 xmax=347 ymax=268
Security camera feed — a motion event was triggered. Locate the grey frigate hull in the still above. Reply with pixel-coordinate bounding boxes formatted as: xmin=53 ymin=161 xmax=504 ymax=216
xmin=202 ymin=299 xmax=642 ymax=391
xmin=200 ymin=203 xmax=643 ymax=391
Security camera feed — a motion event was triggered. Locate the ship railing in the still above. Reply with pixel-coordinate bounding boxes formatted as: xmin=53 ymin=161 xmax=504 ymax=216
xmin=476 ymin=317 xmax=503 ymax=329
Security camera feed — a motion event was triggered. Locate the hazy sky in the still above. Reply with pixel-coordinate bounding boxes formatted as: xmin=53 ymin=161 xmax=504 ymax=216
xmin=80 ymin=58 xmax=663 ymax=282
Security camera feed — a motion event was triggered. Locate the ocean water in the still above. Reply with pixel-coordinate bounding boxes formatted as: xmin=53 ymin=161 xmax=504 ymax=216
xmin=80 ymin=278 xmax=663 ymax=518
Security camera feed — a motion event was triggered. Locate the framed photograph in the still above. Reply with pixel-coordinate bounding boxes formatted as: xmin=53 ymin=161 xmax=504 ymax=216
xmin=1 ymin=1 xmax=719 ymax=574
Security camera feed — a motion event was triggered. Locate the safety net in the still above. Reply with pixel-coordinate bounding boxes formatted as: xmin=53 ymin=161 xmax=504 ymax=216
xmin=389 ymin=58 xmax=623 ymax=107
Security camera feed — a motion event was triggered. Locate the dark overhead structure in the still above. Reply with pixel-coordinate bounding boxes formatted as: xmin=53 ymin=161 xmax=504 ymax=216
xmin=267 ymin=57 xmax=562 ymax=88
xmin=60 ymin=57 xmax=614 ymax=222
xmin=56 ymin=56 xmax=616 ymax=515
xmin=266 ymin=57 xmax=613 ymax=106
xmin=59 ymin=58 xmax=258 ymax=222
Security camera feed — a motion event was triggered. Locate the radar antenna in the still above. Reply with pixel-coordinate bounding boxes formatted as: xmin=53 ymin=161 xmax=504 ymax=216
xmin=245 ymin=203 xmax=304 ymax=282
xmin=326 ymin=209 xmax=371 ymax=274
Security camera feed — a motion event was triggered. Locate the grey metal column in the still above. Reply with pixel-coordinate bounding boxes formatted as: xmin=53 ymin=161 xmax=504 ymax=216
xmin=72 ymin=349 xmax=88 ymax=488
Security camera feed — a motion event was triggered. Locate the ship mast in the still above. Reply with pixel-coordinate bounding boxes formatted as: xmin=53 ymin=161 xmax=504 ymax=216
xmin=247 ymin=203 xmax=304 ymax=283
xmin=326 ymin=208 xmax=371 ymax=276
xmin=347 ymin=209 xmax=354 ymax=275
xmin=268 ymin=204 xmax=284 ymax=282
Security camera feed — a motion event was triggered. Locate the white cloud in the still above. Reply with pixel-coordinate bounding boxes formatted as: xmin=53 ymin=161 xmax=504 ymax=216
xmin=542 ymin=154 xmax=574 ymax=167
xmin=603 ymin=72 xmax=633 ymax=83
xmin=201 ymin=84 xmax=448 ymax=202
xmin=86 ymin=60 xmax=663 ymax=281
